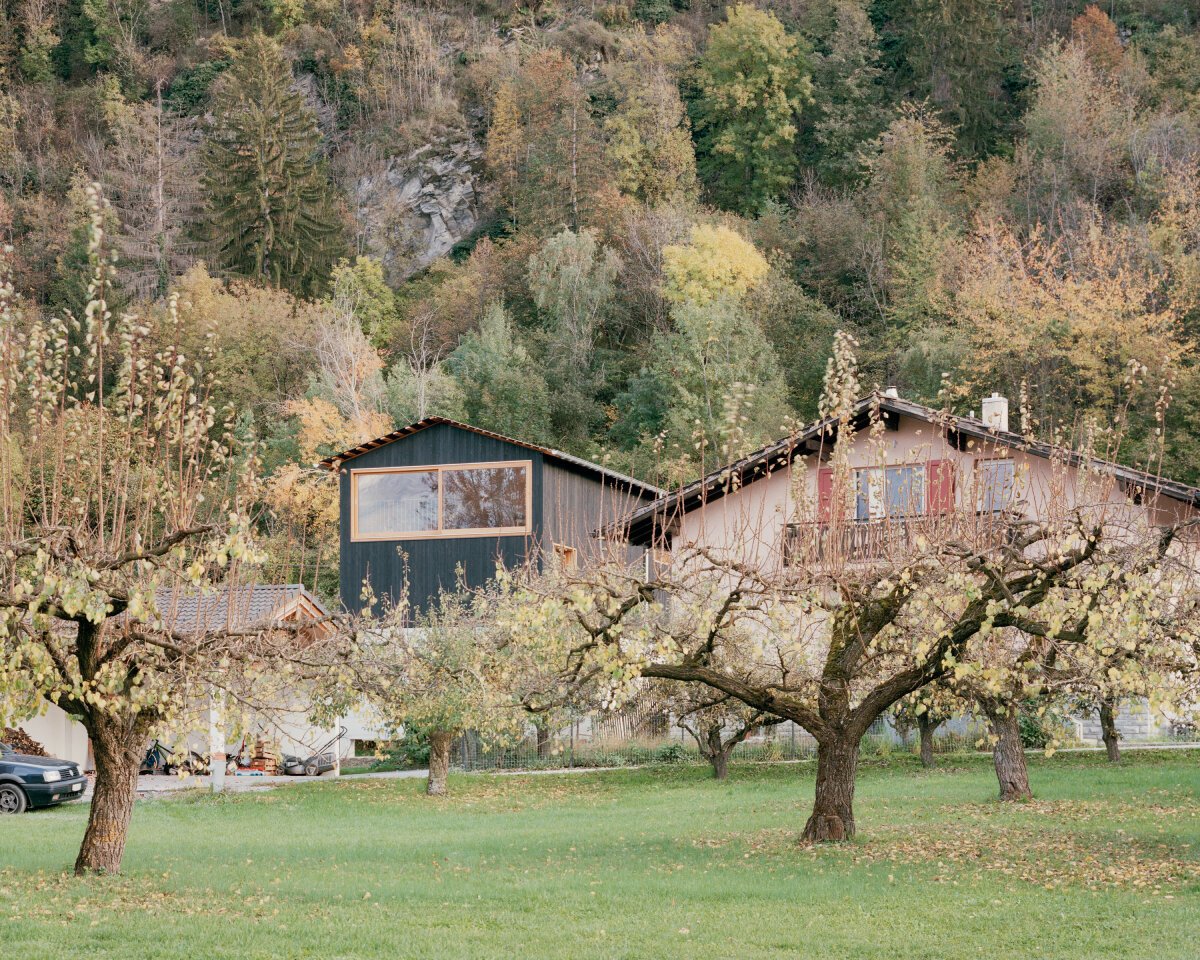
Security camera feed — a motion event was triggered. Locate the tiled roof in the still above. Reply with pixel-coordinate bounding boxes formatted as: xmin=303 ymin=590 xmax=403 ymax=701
xmin=151 ymin=584 xmax=328 ymax=635
xmin=614 ymin=393 xmax=1200 ymax=546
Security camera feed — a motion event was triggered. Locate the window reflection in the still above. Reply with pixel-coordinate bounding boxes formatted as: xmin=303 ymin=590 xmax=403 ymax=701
xmin=356 ymin=470 xmax=437 ymax=535
xmin=443 ymin=466 xmax=527 ymax=529
xmin=353 ymin=463 xmax=529 ymax=538
xmin=977 ymin=459 xmax=1016 ymax=513
xmin=854 ymin=465 xmax=927 ymax=520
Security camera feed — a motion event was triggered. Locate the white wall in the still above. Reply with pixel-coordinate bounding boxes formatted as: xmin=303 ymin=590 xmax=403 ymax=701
xmin=16 ymin=703 xmax=91 ymax=767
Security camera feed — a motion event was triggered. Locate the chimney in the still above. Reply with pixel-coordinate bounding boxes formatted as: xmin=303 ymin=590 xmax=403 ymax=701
xmin=981 ymin=392 xmax=1009 ymax=432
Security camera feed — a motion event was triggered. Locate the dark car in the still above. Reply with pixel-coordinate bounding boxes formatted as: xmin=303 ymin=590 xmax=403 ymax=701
xmin=0 ymin=742 xmax=88 ymax=814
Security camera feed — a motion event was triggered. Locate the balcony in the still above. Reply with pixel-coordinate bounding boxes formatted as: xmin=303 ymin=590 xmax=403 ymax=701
xmin=783 ymin=513 xmax=1017 ymax=565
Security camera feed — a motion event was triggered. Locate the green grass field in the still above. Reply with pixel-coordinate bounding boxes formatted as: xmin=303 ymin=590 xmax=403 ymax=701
xmin=1 ymin=752 xmax=1197 ymax=959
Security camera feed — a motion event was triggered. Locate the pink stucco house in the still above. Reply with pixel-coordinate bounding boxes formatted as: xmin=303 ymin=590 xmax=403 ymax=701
xmin=616 ymin=390 xmax=1200 ymax=742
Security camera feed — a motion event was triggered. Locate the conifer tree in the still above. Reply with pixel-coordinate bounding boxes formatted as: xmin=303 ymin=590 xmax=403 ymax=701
xmin=447 ymin=302 xmax=552 ymax=442
xmin=201 ymin=34 xmax=342 ymax=294
xmin=483 ymin=50 xmax=608 ymax=233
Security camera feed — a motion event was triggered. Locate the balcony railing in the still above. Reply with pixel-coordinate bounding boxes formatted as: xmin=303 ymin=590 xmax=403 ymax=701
xmin=784 ymin=512 xmax=1017 ymax=565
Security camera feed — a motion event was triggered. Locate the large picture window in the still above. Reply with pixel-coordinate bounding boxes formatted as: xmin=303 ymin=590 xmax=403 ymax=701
xmin=351 ymin=461 xmax=531 ymax=540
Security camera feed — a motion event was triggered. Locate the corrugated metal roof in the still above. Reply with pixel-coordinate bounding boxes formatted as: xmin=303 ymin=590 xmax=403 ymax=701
xmin=316 ymin=415 xmax=663 ymax=498
xmin=614 ymin=393 xmax=1200 ymax=546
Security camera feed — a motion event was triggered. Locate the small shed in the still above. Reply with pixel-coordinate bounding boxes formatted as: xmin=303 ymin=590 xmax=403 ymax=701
xmin=16 ymin=584 xmax=336 ymax=769
xmin=319 ymin=417 xmax=661 ymax=615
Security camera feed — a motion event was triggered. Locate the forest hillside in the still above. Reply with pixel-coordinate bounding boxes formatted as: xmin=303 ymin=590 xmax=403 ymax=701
xmin=3 ymin=0 xmax=1199 ymax=592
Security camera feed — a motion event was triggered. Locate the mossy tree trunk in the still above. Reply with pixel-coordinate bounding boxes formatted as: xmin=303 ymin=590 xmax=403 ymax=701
xmin=426 ymin=729 xmax=453 ymax=796
xmin=1099 ymin=700 xmax=1120 ymax=763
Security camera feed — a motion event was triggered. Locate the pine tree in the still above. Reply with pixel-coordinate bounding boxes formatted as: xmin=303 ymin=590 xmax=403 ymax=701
xmin=887 ymin=0 xmax=1019 ymax=159
xmin=201 ymin=34 xmax=342 ymax=294
xmin=798 ymin=0 xmax=888 ymax=185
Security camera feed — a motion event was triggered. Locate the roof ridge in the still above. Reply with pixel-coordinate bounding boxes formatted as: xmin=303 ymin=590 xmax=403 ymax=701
xmin=614 ymin=393 xmax=1200 ymax=544
xmin=317 ymin=415 xmax=663 ymax=497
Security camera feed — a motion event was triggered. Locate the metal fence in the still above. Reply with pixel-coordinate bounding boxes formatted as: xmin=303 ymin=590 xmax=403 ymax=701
xmin=449 ymin=721 xmax=986 ymax=773
xmin=345 ymin=716 xmax=1200 ymax=775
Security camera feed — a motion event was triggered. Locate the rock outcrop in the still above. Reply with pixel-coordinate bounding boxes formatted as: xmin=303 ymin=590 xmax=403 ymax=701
xmin=354 ymin=139 xmax=484 ymax=283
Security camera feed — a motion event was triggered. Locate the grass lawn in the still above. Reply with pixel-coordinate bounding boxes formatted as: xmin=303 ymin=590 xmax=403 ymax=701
xmin=1 ymin=752 xmax=1197 ymax=959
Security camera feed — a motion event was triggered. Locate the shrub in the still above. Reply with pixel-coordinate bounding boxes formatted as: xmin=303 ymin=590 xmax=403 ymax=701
xmin=379 ymin=732 xmax=431 ymax=769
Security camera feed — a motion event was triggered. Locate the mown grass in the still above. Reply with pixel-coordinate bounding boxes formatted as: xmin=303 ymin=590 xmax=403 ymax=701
xmin=1 ymin=751 xmax=1197 ymax=959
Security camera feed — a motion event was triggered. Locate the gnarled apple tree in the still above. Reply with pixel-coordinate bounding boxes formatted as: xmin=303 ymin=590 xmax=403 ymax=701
xmin=0 ymin=186 xmax=340 ymax=874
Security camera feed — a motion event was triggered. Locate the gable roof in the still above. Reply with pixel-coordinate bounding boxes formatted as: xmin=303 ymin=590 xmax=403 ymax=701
xmin=616 ymin=393 xmax=1200 ymax=547
xmin=152 ymin=584 xmax=329 ymax=635
xmin=317 ymin=415 xmax=663 ymax=499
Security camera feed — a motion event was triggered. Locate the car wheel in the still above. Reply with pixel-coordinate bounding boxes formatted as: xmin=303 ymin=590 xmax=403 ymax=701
xmin=0 ymin=783 xmax=28 ymax=814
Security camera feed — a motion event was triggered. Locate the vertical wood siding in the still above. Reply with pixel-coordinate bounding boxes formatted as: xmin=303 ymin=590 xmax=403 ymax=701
xmin=338 ymin=423 xmax=544 ymax=616
xmin=540 ymin=460 xmax=653 ymax=567
xmin=337 ymin=422 xmax=658 ymax=616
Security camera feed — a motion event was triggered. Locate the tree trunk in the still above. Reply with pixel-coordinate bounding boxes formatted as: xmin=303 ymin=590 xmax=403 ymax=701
xmin=986 ymin=706 xmax=1032 ymax=802
xmin=918 ymin=715 xmax=936 ymax=768
xmin=702 ymin=725 xmax=731 ymax=780
xmin=1099 ymin=701 xmax=1120 ymax=763
xmin=426 ymin=730 xmax=452 ymax=797
xmin=536 ymin=724 xmax=551 ymax=759
xmin=802 ymin=734 xmax=860 ymax=842
xmin=75 ymin=724 xmax=141 ymax=875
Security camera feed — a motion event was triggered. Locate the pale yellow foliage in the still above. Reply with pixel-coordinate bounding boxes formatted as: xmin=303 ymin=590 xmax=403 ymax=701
xmin=662 ymin=224 xmax=769 ymax=306
xmin=264 ymin=397 xmax=390 ymax=565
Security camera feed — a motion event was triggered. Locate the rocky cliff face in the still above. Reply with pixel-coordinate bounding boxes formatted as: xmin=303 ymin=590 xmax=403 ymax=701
xmin=354 ymin=139 xmax=484 ymax=283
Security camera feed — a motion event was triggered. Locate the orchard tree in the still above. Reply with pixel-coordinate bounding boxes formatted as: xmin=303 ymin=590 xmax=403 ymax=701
xmin=502 ymin=334 xmax=1191 ymax=841
xmin=891 ymin=684 xmax=954 ymax=767
xmin=201 ymin=33 xmax=342 ymax=294
xmin=948 ymin=503 xmax=1200 ymax=796
xmin=666 ymin=684 xmax=783 ymax=779
xmin=349 ymin=588 xmax=523 ymax=796
xmin=0 ymin=187 xmax=342 ymax=874
xmin=692 ymin=4 xmax=813 ymax=213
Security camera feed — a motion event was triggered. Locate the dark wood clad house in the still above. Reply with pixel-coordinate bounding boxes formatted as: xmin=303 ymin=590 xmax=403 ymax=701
xmin=319 ymin=417 xmax=662 ymax=615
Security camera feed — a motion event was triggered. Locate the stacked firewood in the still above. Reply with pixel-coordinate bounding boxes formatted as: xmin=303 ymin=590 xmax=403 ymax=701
xmin=248 ymin=737 xmax=280 ymax=774
xmin=2 ymin=727 xmax=48 ymax=756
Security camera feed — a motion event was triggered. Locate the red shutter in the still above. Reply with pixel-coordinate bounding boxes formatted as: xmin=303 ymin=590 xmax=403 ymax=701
xmin=818 ymin=468 xmax=834 ymax=521
xmin=927 ymin=460 xmax=955 ymax=514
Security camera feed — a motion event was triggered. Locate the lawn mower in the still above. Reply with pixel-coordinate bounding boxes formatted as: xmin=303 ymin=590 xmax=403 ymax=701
xmin=282 ymin=727 xmax=345 ymax=776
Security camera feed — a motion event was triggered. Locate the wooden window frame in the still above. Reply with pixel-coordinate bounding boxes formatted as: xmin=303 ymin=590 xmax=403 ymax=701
xmin=349 ymin=460 xmax=533 ymax=542
xmin=552 ymin=543 xmax=578 ymax=570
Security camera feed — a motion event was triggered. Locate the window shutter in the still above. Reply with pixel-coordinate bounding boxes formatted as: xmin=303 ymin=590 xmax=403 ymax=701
xmin=817 ymin=468 xmax=834 ymax=521
xmin=927 ymin=460 xmax=955 ymax=514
